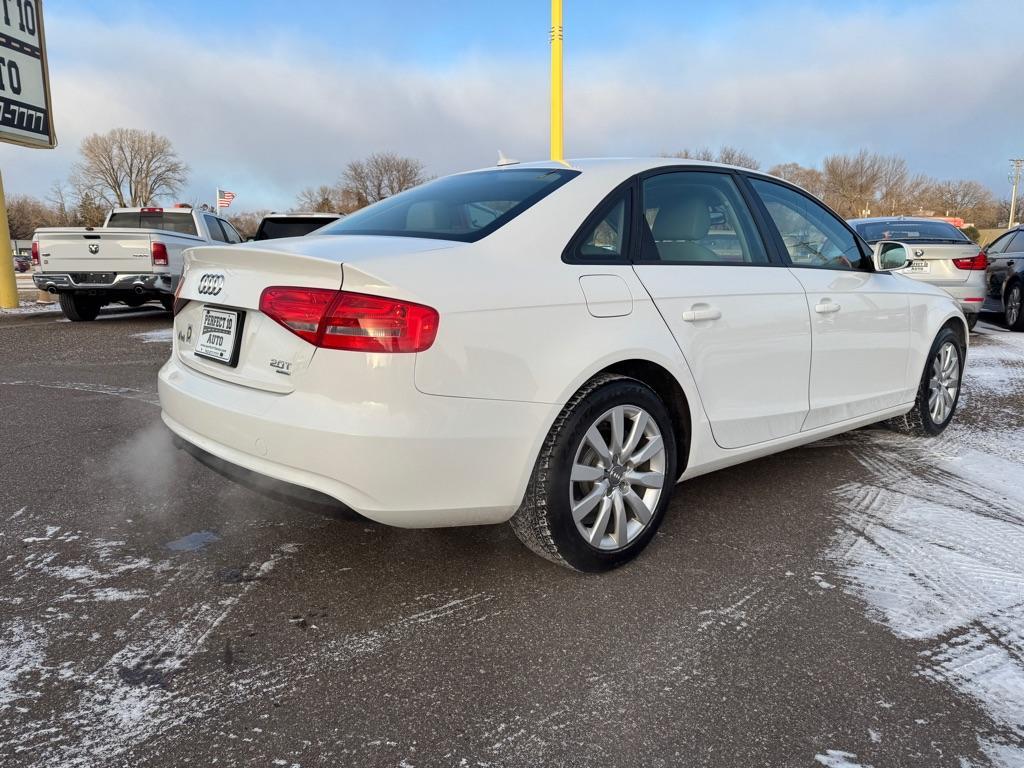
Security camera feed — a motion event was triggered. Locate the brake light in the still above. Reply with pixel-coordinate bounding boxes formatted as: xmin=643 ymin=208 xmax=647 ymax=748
xmin=259 ymin=287 xmax=439 ymax=353
xmin=953 ymin=252 xmax=987 ymax=270
xmin=141 ymin=207 xmax=163 ymax=213
xmin=151 ymin=242 xmax=169 ymax=267
xmin=31 ymin=240 xmax=39 ymax=266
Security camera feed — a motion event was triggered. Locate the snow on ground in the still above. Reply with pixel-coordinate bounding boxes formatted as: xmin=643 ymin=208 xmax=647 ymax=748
xmin=132 ymin=328 xmax=173 ymax=344
xmin=829 ymin=325 xmax=1024 ymax=766
xmin=0 ymin=300 xmax=58 ymax=315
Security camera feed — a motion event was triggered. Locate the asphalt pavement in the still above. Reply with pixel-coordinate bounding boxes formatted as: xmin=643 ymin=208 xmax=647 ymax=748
xmin=1 ymin=308 xmax=1022 ymax=767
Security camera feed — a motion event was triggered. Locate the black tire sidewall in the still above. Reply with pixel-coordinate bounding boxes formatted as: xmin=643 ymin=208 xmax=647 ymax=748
xmin=916 ymin=327 xmax=964 ymax=435
xmin=1006 ymin=283 xmax=1024 ymax=331
xmin=542 ymin=379 xmax=678 ymax=572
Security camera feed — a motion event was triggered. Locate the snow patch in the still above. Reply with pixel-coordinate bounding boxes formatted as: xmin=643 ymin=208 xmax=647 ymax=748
xmin=815 ymin=750 xmax=873 ymax=768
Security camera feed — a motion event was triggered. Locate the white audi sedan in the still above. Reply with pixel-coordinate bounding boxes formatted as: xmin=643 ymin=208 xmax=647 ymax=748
xmin=159 ymin=159 xmax=967 ymax=571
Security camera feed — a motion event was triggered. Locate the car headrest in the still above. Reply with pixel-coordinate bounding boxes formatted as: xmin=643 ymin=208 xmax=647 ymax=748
xmin=651 ymin=196 xmax=711 ymax=242
xmin=406 ymin=201 xmax=453 ymax=231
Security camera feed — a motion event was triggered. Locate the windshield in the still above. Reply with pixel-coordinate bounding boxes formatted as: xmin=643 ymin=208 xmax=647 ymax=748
xmin=319 ymin=168 xmax=580 ymax=242
xmin=853 ymin=220 xmax=969 ymax=244
xmin=106 ymin=211 xmax=198 ymax=236
xmin=255 ymin=217 xmax=338 ymax=241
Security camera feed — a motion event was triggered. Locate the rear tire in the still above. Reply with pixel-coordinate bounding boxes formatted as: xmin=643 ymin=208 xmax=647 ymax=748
xmin=1005 ymin=282 xmax=1024 ymax=331
xmin=58 ymin=293 xmax=101 ymax=322
xmin=887 ymin=326 xmax=963 ymax=437
xmin=966 ymin=313 xmax=979 ymax=331
xmin=509 ymin=374 xmax=679 ymax=572
xmin=159 ymin=295 xmax=174 ymax=314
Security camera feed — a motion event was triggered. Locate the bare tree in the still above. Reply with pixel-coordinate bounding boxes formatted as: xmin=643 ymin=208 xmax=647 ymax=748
xmin=667 ymin=146 xmax=758 ymax=169
xmin=821 ymin=150 xmax=884 ymax=218
xmin=768 ymin=162 xmax=826 ymax=197
xmin=227 ymin=210 xmax=270 ymax=240
xmin=296 ymin=185 xmax=341 ymax=213
xmin=340 ymin=152 xmax=427 ymax=208
xmin=925 ymin=179 xmax=994 ymax=222
xmin=875 ymin=156 xmax=930 ymax=216
xmin=5 ymin=194 xmax=55 ymax=239
xmin=716 ymin=146 xmax=760 ymax=170
xmin=71 ymin=128 xmax=188 ymax=207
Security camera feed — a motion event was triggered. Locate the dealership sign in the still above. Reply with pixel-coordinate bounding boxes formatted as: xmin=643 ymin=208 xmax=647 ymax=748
xmin=0 ymin=0 xmax=54 ymax=148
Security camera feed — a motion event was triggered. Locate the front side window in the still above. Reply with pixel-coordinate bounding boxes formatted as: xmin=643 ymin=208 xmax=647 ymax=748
xmin=320 ymin=168 xmax=579 ymax=242
xmin=751 ymin=178 xmax=869 ymax=271
xmin=639 ymin=171 xmax=768 ymax=264
xmin=1004 ymin=231 xmax=1024 ymax=254
xmin=204 ymin=215 xmax=227 ymax=242
xmin=220 ymin=219 xmax=243 ymax=244
xmin=986 ymin=232 xmax=1013 ymax=255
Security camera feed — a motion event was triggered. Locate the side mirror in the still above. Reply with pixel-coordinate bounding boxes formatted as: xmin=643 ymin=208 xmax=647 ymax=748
xmin=873 ymin=241 xmax=913 ymax=272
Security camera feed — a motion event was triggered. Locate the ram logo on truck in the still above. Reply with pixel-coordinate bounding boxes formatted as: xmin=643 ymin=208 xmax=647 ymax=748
xmin=87 ymin=243 xmax=99 ymax=254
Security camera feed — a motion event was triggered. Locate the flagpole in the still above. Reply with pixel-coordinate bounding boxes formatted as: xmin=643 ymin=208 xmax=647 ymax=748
xmin=215 ymin=187 xmax=220 ymax=218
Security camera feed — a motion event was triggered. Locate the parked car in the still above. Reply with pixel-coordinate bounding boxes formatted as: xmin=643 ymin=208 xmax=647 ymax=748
xmin=12 ymin=253 xmax=30 ymax=272
xmin=981 ymin=225 xmax=1024 ymax=330
xmin=33 ymin=206 xmax=243 ymax=322
xmin=253 ymin=212 xmax=342 ymax=241
xmin=160 ymin=159 xmax=967 ymax=571
xmin=849 ymin=216 xmax=987 ymax=330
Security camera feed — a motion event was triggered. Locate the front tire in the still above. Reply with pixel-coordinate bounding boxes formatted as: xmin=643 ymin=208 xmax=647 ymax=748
xmin=509 ymin=374 xmax=679 ymax=572
xmin=888 ymin=327 xmax=964 ymax=436
xmin=1005 ymin=282 xmax=1024 ymax=331
xmin=58 ymin=293 xmax=101 ymax=322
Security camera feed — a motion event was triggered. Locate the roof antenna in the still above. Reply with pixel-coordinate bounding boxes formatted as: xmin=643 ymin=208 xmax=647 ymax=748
xmin=497 ymin=150 xmax=519 ymax=167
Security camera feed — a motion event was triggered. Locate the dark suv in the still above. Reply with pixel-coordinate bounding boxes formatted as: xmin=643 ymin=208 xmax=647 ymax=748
xmin=982 ymin=226 xmax=1024 ymax=330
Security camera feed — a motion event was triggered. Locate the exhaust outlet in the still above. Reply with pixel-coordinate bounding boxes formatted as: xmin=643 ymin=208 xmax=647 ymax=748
xmin=133 ymin=284 xmax=146 ymax=296
xmin=46 ymin=284 xmax=58 ymax=294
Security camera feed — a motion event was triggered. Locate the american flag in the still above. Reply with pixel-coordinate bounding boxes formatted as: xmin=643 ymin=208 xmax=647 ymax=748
xmin=217 ymin=189 xmax=236 ymax=208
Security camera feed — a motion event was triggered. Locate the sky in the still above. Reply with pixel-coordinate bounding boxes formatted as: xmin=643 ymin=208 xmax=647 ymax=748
xmin=1 ymin=0 xmax=1022 ymax=212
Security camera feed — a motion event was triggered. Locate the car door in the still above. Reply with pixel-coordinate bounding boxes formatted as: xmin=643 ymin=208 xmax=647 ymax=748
xmin=983 ymin=231 xmax=1016 ymax=308
xmin=631 ymin=169 xmax=811 ymax=449
xmin=746 ymin=176 xmax=911 ymax=431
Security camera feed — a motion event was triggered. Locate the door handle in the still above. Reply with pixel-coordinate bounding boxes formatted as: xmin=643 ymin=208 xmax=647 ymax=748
xmin=1008 ymin=260 xmax=1015 ymax=267
xmin=814 ymin=300 xmax=841 ymax=314
xmin=682 ymin=306 xmax=721 ymax=322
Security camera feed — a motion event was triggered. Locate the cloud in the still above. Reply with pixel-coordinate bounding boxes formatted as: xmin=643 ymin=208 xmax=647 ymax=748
xmin=0 ymin=1 xmax=1021 ymax=210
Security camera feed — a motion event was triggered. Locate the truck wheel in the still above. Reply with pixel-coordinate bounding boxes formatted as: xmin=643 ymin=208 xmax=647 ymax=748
xmin=887 ymin=326 xmax=963 ymax=437
xmin=58 ymin=293 xmax=101 ymax=322
xmin=509 ymin=374 xmax=678 ymax=572
xmin=159 ymin=295 xmax=174 ymax=314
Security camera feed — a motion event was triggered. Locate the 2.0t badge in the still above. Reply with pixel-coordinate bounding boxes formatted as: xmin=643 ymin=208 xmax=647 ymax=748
xmin=198 ymin=274 xmax=224 ymax=296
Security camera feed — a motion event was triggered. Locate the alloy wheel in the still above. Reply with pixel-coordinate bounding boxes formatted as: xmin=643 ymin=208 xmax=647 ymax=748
xmin=569 ymin=405 xmax=666 ymax=551
xmin=927 ymin=341 xmax=960 ymax=425
xmin=1007 ymin=286 xmax=1022 ymax=327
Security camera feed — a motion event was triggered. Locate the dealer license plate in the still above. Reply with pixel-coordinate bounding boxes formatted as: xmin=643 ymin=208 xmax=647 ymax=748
xmin=195 ymin=307 xmax=243 ymax=366
xmin=909 ymin=260 xmax=930 ymax=273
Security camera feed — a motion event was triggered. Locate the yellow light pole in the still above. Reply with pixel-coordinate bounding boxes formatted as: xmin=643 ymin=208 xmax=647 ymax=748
xmin=550 ymin=0 xmax=564 ymax=162
xmin=0 ymin=172 xmax=18 ymax=309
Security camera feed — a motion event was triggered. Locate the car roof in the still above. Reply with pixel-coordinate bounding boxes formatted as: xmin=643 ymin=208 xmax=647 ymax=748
xmin=848 ymin=216 xmax=958 ymax=225
xmin=461 ymin=157 xmax=784 ymax=184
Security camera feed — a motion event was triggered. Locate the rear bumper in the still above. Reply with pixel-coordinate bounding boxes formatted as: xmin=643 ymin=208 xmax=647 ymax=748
xmin=925 ymin=281 xmax=985 ymax=315
xmin=33 ymin=272 xmax=172 ymax=295
xmin=158 ymin=355 xmax=556 ymax=528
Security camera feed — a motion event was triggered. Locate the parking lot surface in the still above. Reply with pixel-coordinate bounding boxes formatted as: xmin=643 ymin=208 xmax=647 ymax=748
xmin=1 ymin=309 xmax=1023 ymax=767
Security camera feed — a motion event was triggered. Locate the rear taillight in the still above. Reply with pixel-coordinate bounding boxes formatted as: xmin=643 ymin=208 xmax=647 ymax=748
xmin=172 ymin=273 xmax=187 ymax=317
xmin=953 ymin=252 xmax=987 ymax=270
xmin=151 ymin=242 xmax=169 ymax=267
xmin=259 ymin=287 xmax=439 ymax=353
xmin=30 ymin=240 xmax=39 ymax=266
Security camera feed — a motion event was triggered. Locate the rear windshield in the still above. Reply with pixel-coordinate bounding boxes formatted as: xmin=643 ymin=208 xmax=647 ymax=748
xmin=255 ymin=217 xmax=337 ymax=241
xmin=853 ymin=220 xmax=969 ymax=244
xmin=107 ymin=211 xmax=198 ymax=236
xmin=319 ymin=168 xmax=580 ymax=242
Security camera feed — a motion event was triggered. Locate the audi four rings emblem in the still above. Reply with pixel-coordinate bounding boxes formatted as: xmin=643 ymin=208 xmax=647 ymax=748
xmin=198 ymin=274 xmax=224 ymax=296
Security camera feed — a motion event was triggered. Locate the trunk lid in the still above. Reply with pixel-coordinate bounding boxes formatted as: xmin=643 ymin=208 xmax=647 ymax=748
xmin=896 ymin=242 xmax=985 ymax=285
xmin=173 ymin=236 xmax=457 ymax=393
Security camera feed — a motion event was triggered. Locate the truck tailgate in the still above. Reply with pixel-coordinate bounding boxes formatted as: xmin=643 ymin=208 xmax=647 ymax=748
xmin=37 ymin=229 xmax=160 ymax=273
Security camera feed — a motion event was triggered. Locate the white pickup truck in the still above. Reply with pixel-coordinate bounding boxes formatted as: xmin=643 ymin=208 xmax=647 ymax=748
xmin=32 ymin=206 xmax=244 ymax=321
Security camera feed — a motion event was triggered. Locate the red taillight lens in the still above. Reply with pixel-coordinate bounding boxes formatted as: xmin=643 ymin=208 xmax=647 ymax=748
xmin=259 ymin=287 xmax=337 ymax=345
xmin=953 ymin=252 xmax=987 ymax=270
xmin=31 ymin=240 xmax=39 ymax=265
xmin=259 ymin=287 xmax=439 ymax=353
xmin=151 ymin=242 xmax=169 ymax=267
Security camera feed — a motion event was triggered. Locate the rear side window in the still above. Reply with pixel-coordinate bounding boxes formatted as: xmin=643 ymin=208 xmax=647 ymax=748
xmin=854 ymin=220 xmax=970 ymax=244
xmin=567 ymin=189 xmax=631 ymax=262
xmin=638 ymin=171 xmax=768 ymax=264
xmin=255 ymin=217 xmax=337 ymax=240
xmin=320 ymin=168 xmax=579 ymax=242
xmin=107 ymin=211 xmax=198 ymax=236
